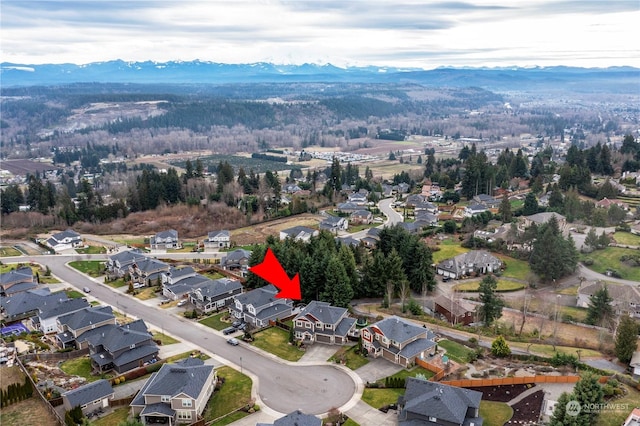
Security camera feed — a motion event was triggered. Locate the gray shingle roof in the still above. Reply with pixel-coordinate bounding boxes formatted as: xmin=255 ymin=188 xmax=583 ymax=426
xmin=62 ymin=379 xmax=113 ymax=408
xmin=39 ymin=298 xmax=90 ymax=320
xmin=1 ymin=288 xmax=60 ymax=317
xmin=208 ymin=230 xmax=230 ymax=240
xmin=154 ymin=229 xmax=178 ymax=240
xmin=294 ymin=301 xmax=347 ymax=326
xmin=166 ymin=266 xmax=196 ymax=280
xmin=400 ymin=378 xmax=482 ymax=425
xmin=0 ymin=267 xmax=34 ymax=286
xmin=2 ymin=281 xmax=38 ymax=295
xmin=57 ymin=306 xmax=115 ymax=331
xmin=52 ymin=229 xmax=81 ymax=241
xmin=112 ymin=344 xmax=158 ymax=368
xmin=368 ymin=316 xmax=425 ymax=344
xmin=109 ymin=249 xmax=146 ymax=264
xmin=133 ymin=257 xmax=168 ymax=273
xmin=234 ymin=285 xmax=279 ymax=309
xmin=222 ymin=249 xmax=251 ymax=265
xmin=79 ymin=319 xmax=152 ymax=352
xmin=273 ymin=410 xmax=322 ymax=426
xmin=195 ymin=278 xmax=242 ymax=299
xmin=143 ymin=362 xmax=214 ymax=399
xmin=399 ymin=337 xmax=437 ymax=359
xmin=281 ymin=226 xmax=316 ymax=238
xmin=141 ymin=402 xmax=175 ymax=416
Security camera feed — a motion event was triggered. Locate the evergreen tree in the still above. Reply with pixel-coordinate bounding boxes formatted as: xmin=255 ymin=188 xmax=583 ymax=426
xmin=586 ymin=285 xmax=614 ymax=326
xmin=584 ymin=228 xmax=598 ymax=249
xmin=522 ymin=192 xmax=539 ymax=216
xmin=615 ymin=314 xmax=639 ymax=363
xmin=478 ymin=275 xmax=504 ymax=326
xmin=573 ymin=374 xmax=604 ymax=426
xmin=529 ymin=216 xmax=578 ymax=282
xmin=549 ymin=392 xmax=580 ymax=426
xmin=323 ymin=256 xmax=353 ymax=308
xmin=498 ymin=193 xmax=512 ymax=223
xmin=490 ymin=335 xmax=511 ymax=357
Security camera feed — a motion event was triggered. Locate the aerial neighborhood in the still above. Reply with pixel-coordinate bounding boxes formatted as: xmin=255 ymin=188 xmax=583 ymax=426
xmin=1 ymin=61 xmax=640 ymax=426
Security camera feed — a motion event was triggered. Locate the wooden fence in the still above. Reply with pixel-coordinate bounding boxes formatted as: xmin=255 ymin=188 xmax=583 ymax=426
xmin=416 ymin=358 xmax=445 ymax=382
xmin=110 ymin=396 xmax=134 ymax=407
xmin=14 ymin=356 xmax=65 ymax=426
xmin=440 ymin=375 xmax=581 ymax=388
xmin=20 ymin=347 xmax=89 ymax=363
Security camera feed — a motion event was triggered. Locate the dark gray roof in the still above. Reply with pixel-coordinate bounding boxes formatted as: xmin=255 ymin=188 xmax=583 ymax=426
xmin=437 ymin=250 xmax=502 ymax=275
xmin=143 ymin=362 xmax=215 ymax=399
xmin=109 ymin=249 xmax=146 ymax=265
xmin=194 ymin=278 xmax=242 ymax=299
xmin=334 ymin=317 xmax=357 ymax=337
xmin=351 ymin=209 xmax=372 ymax=217
xmin=321 ymin=216 xmax=345 ymax=225
xmin=166 ymin=266 xmax=196 ymax=280
xmin=255 ymin=302 xmax=292 ymax=320
xmin=39 ymin=297 xmax=90 ymax=320
xmin=294 ymin=301 xmax=347 ymax=326
xmin=57 ymin=306 xmax=114 ymax=331
xmin=154 ymin=229 xmax=178 ymax=240
xmin=2 ymin=281 xmax=38 ymax=295
xmin=400 ymin=378 xmax=482 ymax=425
xmin=366 ymin=227 xmax=381 ymax=238
xmin=133 ymin=257 xmax=168 ymax=273
xmin=112 ymin=344 xmax=158 ymax=368
xmin=62 ymin=379 xmax=113 ymax=408
xmin=525 ymin=212 xmax=566 ymax=224
xmin=130 ymin=372 xmax=157 ymax=407
xmin=79 ymin=319 xmax=153 ymax=353
xmin=336 ymin=236 xmax=360 ymax=247
xmin=281 ymin=226 xmax=316 ymax=238
xmin=273 ymin=410 xmax=322 ymax=426
xmin=52 ymin=229 xmax=81 ymax=241
xmin=0 ymin=267 xmax=34 ymax=286
xmin=222 ymin=249 xmax=251 ymax=265
xmin=399 ymin=337 xmax=437 ymax=359
xmin=234 ymin=285 xmax=279 ymax=309
xmin=368 ymin=316 xmax=425 ymax=344
xmin=141 ymin=402 xmax=175 ymax=417
xmin=337 ymin=202 xmax=359 ymax=211
xmin=466 ymin=204 xmax=487 ymax=212
xmin=207 ymin=230 xmax=230 ymax=240
xmin=1 ymin=288 xmax=60 ymax=316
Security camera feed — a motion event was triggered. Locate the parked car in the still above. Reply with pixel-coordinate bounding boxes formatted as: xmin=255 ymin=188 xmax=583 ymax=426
xmin=236 ymin=323 xmax=247 ymax=331
xmin=227 ymin=338 xmax=239 ymax=346
xmin=222 ymin=327 xmax=236 ymax=335
xmin=177 ymin=300 xmax=187 ymax=307
xmin=82 ymin=287 xmax=91 ymax=293
xmin=231 ymin=320 xmax=242 ymax=328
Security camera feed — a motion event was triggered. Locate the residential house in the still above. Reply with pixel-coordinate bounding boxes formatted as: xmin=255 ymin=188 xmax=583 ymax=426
xmin=463 ymin=204 xmax=488 ymax=217
xmin=361 ymin=316 xmax=437 ymax=367
xmin=405 ymin=194 xmax=426 ymax=208
xmin=336 ymin=236 xmax=361 ymax=248
xmin=293 ymin=301 xmax=357 ymax=345
xmin=415 ymin=211 xmax=439 ymax=227
xmin=630 ymin=352 xmax=640 ymax=379
xmin=106 ymin=249 xmax=147 ymax=278
xmin=347 ymin=192 xmax=367 ymax=205
xmin=150 ymin=230 xmax=179 ymax=250
xmin=34 ymin=297 xmax=91 ymax=334
xmin=436 ymin=250 xmax=503 ymax=279
xmin=319 ymin=216 xmax=349 ymax=233
xmin=162 ymin=266 xmax=198 ymax=287
xmin=56 ymin=306 xmax=117 ymax=349
xmin=62 ymin=379 xmax=114 ymax=416
xmin=190 ymin=278 xmax=243 ymax=314
xmin=129 ymin=258 xmax=169 ymax=288
xmin=81 ymin=319 xmax=159 ymax=374
xmin=576 ymin=281 xmax=640 ymax=318
xmin=399 ymin=221 xmax=424 ymax=235
xmin=336 ymin=202 xmax=360 ymax=214
xmin=631 ymin=222 xmax=640 ymax=236
xmin=595 ymin=198 xmax=630 ymax=210
xmin=46 ymin=229 xmax=82 ymax=252
xmin=473 ymin=193 xmax=500 ymax=208
xmin=283 ymin=183 xmax=302 ymax=193
xmin=622 ymin=408 xmax=640 ymax=426
xmin=257 ymin=410 xmax=322 ymax=426
xmin=0 ymin=267 xmax=36 ymax=297
xmin=398 ymin=378 xmax=483 ymax=426
xmin=205 ymin=230 xmax=230 ymax=249
xmin=433 ymin=295 xmax=475 ymax=326
xmin=397 ymin=182 xmax=410 ymax=193
xmin=414 ymin=201 xmax=439 ymax=215
xmin=220 ymin=249 xmax=252 ymax=277
xmin=520 ymin=212 xmax=568 ymax=233
xmin=130 ymin=357 xmax=217 ymax=425
xmin=1 ymin=288 xmax=63 ymax=323
xmin=361 ymin=227 xmax=381 ymax=249
xmin=350 ymin=210 xmax=373 ymax=225
xmin=163 ymin=275 xmax=210 ymax=301
xmin=279 ymin=226 xmax=319 ymax=242
xmin=230 ymin=285 xmax=293 ymax=327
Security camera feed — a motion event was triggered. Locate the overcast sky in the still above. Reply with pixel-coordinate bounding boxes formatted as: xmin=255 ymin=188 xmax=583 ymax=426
xmin=2 ymin=0 xmax=638 ymax=69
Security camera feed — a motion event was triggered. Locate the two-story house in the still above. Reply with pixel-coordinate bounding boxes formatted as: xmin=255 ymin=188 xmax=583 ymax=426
xmin=436 ymin=250 xmax=503 ymax=279
xmin=190 ymin=278 xmax=243 ymax=314
xmin=319 ymin=216 xmax=349 ymax=233
xmin=150 ymin=230 xmax=179 ymax=250
xmin=519 ymin=212 xmax=568 ymax=233
xmin=361 ymin=316 xmax=436 ymax=367
xmin=0 ymin=266 xmax=37 ymax=297
xmin=347 ymin=192 xmax=368 ymax=205
xmin=45 ymin=229 xmax=83 ymax=252
xmin=1 ymin=288 xmax=64 ymax=323
xmin=433 ymin=295 xmax=475 ymax=326
xmin=62 ymin=379 xmax=114 ymax=417
xmin=220 ymin=249 xmax=252 ymax=277
xmin=106 ymin=249 xmax=147 ymax=278
xmin=162 ymin=274 xmax=210 ymax=301
xmin=80 ymin=319 xmax=159 ymax=374
xmin=205 ymin=230 xmax=231 ymax=249
xmin=56 ymin=306 xmax=117 ymax=349
xmin=279 ymin=226 xmax=319 ymax=242
xmin=34 ymin=297 xmax=91 ymax=334
xmin=336 ymin=202 xmax=360 ymax=214
xmin=230 ymin=285 xmax=293 ymax=327
xmin=292 ymin=301 xmax=357 ymax=345
xmin=463 ymin=204 xmax=488 ymax=217
xmin=129 ymin=257 xmax=170 ymax=288
xmin=577 ymin=281 xmax=640 ymax=319
xmin=257 ymin=410 xmax=322 ymax=426
xmin=130 ymin=357 xmax=217 ymax=425
xmin=350 ymin=210 xmax=373 ymax=225
xmin=473 ymin=193 xmax=500 ymax=208
xmin=398 ymin=378 xmax=483 ymax=426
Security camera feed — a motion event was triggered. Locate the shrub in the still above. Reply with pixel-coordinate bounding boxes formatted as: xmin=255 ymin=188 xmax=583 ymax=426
xmin=583 ymin=258 xmax=594 ymax=266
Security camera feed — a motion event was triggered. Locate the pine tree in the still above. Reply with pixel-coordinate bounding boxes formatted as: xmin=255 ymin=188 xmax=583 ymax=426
xmin=573 ymin=374 xmax=604 ymax=426
xmin=549 ymin=392 xmax=580 ymax=426
xmin=490 ymin=335 xmax=511 ymax=357
xmin=498 ymin=193 xmax=512 ymax=223
xmin=478 ymin=275 xmax=504 ymax=326
xmin=586 ymin=285 xmax=613 ymax=327
xmin=615 ymin=314 xmax=639 ymax=363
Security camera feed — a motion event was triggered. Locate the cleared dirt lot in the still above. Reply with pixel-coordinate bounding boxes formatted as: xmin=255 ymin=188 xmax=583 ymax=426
xmin=230 ymin=213 xmax=322 ymax=245
xmin=0 ymin=366 xmax=58 ymax=426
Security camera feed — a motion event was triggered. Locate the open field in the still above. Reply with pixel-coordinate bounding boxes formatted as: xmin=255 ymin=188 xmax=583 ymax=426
xmin=68 ymin=260 xmax=105 ymax=277
xmin=612 ymin=231 xmax=640 ymax=246
xmin=431 ymin=238 xmax=469 ymax=263
xmin=0 ymin=396 xmax=59 ymax=426
xmin=0 ymin=247 xmax=22 ymax=257
xmin=230 ymin=213 xmax=322 ymax=246
xmin=581 ymin=246 xmax=640 ymax=281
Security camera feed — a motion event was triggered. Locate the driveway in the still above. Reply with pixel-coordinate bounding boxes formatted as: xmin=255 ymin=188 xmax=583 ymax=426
xmin=354 ymin=357 xmax=404 ymax=384
xmin=299 ymin=343 xmax=340 ymax=364
xmin=582 ymin=358 xmax=627 ymax=373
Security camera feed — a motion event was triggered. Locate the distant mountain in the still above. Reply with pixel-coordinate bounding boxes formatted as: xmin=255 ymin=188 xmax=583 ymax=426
xmin=1 ymin=60 xmax=638 ymax=93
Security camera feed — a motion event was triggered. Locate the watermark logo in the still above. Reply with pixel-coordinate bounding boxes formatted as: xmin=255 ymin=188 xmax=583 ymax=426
xmin=566 ymin=400 xmax=581 ymax=416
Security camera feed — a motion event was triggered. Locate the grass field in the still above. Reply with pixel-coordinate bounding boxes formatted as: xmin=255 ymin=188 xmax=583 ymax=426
xmin=59 ymin=356 xmax=99 ymax=382
xmin=152 ymin=332 xmax=179 ymax=345
xmin=204 ymin=366 xmax=252 ymax=423
xmin=362 ymin=387 xmax=405 ymax=409
xmin=92 ymin=407 xmax=129 ymax=426
xmin=199 ymin=312 xmax=232 ymax=331
xmin=0 ymin=247 xmax=22 ymax=257
xmin=612 ymin=231 xmax=640 ymax=246
xmin=581 ymin=246 xmax=640 ymax=281
xmin=203 ymin=271 xmax=225 ymax=280
xmin=65 ymin=289 xmax=85 ymax=299
xmin=508 ymin=342 xmax=602 ymax=358
xmin=251 ymin=327 xmax=305 ymax=362
xmin=495 ymin=254 xmax=531 ymax=281
xmin=106 ymin=278 xmax=128 ymax=288
xmin=454 ymin=280 xmax=524 ymax=293
xmin=480 ymin=401 xmax=513 ymax=426
xmin=134 ymin=287 xmax=159 ymax=300
xmin=68 ymin=260 xmax=105 ymax=277
xmin=329 ymin=345 xmax=369 ymax=370
xmin=431 ymin=239 xmax=469 ymax=263
xmin=76 ymin=245 xmax=107 ymax=254
xmin=438 ymin=339 xmax=474 ymax=364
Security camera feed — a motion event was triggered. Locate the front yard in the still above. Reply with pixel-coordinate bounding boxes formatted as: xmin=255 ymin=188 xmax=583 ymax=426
xmin=454 ymin=280 xmax=524 ymax=293
xmin=68 ymin=260 xmax=105 ymax=277
xmin=251 ymin=327 xmax=305 ymax=362
xmin=329 ymin=345 xmax=369 ymax=370
xmin=361 ymin=387 xmax=405 ymax=409
xmin=199 ymin=312 xmax=233 ymax=331
xmin=203 ymin=366 xmax=252 ymax=425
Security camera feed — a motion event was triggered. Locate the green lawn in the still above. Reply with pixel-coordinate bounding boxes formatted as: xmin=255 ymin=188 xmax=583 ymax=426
xmin=76 ymin=245 xmax=107 ymax=254
xmin=431 ymin=239 xmax=469 ymax=263
xmin=437 ymin=339 xmax=474 ymax=364
xmin=342 ymin=418 xmax=360 ymax=426
xmin=152 ymin=332 xmax=179 ymax=345
xmin=92 ymin=407 xmax=130 ymax=426
xmin=362 ymin=388 xmax=405 ymax=409
xmin=106 ymin=278 xmax=128 ymax=288
xmin=203 ymin=271 xmax=225 ymax=280
xmin=199 ymin=312 xmax=232 ymax=331
xmin=379 ymin=366 xmax=435 ymax=385
xmin=480 ymin=401 xmax=513 ymax=426
xmin=495 ymin=254 xmax=530 ymax=281
xmin=65 ymin=289 xmax=85 ymax=299
xmin=68 ymin=260 xmax=105 ymax=277
xmin=596 ymin=385 xmax=640 ymax=426
xmin=59 ymin=357 xmax=98 ymax=382
xmin=329 ymin=345 xmax=369 ymax=370
xmin=204 ymin=366 xmax=252 ymax=423
xmin=581 ymin=246 xmax=640 ymax=281
xmin=0 ymin=247 xmax=22 ymax=257
xmin=164 ymin=351 xmax=210 ymax=363
xmin=454 ymin=280 xmax=524 ymax=293
xmin=251 ymin=327 xmax=305 ymax=362
xmin=559 ymin=306 xmax=588 ymax=323
xmin=612 ymin=231 xmax=640 ymax=246
xmin=508 ymin=342 xmax=602 ymax=358
xmin=134 ymin=287 xmax=160 ymax=300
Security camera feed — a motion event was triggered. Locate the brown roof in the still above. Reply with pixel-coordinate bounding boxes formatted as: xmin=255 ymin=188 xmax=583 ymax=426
xmin=433 ymin=294 xmax=475 ymax=317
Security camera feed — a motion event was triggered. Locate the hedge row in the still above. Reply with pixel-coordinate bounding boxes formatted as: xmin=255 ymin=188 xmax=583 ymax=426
xmin=0 ymin=376 xmax=33 ymax=408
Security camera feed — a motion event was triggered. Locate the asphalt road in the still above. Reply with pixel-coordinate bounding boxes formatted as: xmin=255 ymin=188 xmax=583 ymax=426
xmin=12 ymin=254 xmax=356 ymax=415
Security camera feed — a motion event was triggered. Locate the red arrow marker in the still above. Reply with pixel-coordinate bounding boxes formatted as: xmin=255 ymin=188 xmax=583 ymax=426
xmin=248 ymin=247 xmax=301 ymax=300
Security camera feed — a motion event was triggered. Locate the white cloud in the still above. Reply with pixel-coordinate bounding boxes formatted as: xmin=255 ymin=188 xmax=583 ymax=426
xmin=1 ymin=0 xmax=638 ymax=68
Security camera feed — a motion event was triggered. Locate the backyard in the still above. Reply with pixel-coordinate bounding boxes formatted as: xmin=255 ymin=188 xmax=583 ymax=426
xmin=203 ymin=366 xmax=253 ymax=425
xmin=59 ymin=356 xmax=99 ymax=382
xmin=329 ymin=345 xmax=369 ymax=370
xmin=612 ymin=231 xmax=640 ymax=246
xmin=437 ymin=339 xmax=474 ymax=364
xmin=479 ymin=401 xmax=513 ymax=426
xmin=251 ymin=327 xmax=305 ymax=362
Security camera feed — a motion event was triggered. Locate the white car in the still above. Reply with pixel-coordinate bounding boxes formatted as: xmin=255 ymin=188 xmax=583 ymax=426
xmin=83 ymin=287 xmax=91 ymax=293
xmin=177 ymin=300 xmax=187 ymax=307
